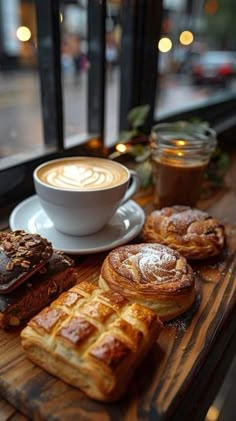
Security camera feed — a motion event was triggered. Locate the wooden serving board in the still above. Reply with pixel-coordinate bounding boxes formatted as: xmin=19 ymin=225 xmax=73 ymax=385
xmin=0 ymin=229 xmax=235 ymax=421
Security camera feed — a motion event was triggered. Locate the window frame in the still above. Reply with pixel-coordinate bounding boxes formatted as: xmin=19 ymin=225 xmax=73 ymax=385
xmin=0 ymin=0 xmax=107 ymax=212
xmin=1 ymin=0 xmax=236 ymax=217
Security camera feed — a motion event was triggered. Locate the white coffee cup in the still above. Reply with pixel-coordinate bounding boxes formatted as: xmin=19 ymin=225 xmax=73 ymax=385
xmin=33 ymin=156 xmax=140 ymax=236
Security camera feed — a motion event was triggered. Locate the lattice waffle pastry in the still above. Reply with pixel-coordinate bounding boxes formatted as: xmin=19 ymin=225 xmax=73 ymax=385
xmin=21 ymin=281 xmax=163 ymax=402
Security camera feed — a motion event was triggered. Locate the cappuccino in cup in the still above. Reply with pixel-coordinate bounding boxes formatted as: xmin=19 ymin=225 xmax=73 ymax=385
xmin=37 ymin=157 xmax=128 ymax=191
xmin=34 ymin=157 xmax=140 ymax=236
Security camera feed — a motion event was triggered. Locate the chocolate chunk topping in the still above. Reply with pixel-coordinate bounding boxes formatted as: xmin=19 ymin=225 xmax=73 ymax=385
xmin=0 ymin=230 xmax=53 ymax=293
xmin=1 ymin=230 xmax=53 ymax=270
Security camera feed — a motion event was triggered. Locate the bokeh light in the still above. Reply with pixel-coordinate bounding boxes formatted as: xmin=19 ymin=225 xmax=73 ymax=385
xmin=205 ymin=405 xmax=220 ymax=421
xmin=116 ymin=143 xmax=128 ymax=153
xmin=16 ymin=26 xmax=31 ymax=42
xmin=179 ymin=31 xmax=194 ymax=46
xmin=158 ymin=37 xmax=172 ymax=53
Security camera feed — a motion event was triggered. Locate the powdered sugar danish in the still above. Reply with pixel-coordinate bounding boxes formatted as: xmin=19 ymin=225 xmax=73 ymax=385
xmin=99 ymin=243 xmax=196 ymax=321
xmin=142 ymin=206 xmax=225 ymax=260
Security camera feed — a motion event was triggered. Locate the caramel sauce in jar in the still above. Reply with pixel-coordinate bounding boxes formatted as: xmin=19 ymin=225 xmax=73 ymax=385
xmin=152 ymin=157 xmax=208 ymax=207
xmin=150 ymin=122 xmax=217 ymax=209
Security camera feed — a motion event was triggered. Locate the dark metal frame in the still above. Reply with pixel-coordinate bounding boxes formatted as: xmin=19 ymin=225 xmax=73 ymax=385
xmin=88 ymin=0 xmax=106 ymax=138
xmin=36 ymin=0 xmax=64 ymax=148
xmin=119 ymin=0 xmax=163 ymax=131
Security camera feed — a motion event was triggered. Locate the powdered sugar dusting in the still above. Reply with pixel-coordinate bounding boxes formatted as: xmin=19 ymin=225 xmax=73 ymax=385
xmin=121 ymin=244 xmax=184 ymax=284
xmin=170 ymin=209 xmax=208 ymax=233
xmin=140 ymin=248 xmax=175 ymax=267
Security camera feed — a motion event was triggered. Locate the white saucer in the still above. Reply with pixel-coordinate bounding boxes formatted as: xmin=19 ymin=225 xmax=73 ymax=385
xmin=9 ymin=195 xmax=145 ymax=255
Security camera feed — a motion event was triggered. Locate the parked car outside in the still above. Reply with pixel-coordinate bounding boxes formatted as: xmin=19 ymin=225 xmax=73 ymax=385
xmin=191 ymin=50 xmax=236 ymax=86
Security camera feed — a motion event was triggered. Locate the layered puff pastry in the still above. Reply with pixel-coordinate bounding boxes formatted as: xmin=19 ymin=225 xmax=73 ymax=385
xmin=99 ymin=243 xmax=196 ymax=321
xmin=142 ymin=206 xmax=225 ymax=260
xmin=21 ymin=281 xmax=163 ymax=402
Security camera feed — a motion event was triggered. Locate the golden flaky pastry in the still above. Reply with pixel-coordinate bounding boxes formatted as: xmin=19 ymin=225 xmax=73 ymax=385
xmin=99 ymin=243 xmax=196 ymax=322
xmin=21 ymin=281 xmax=162 ymax=402
xmin=142 ymin=206 xmax=225 ymax=260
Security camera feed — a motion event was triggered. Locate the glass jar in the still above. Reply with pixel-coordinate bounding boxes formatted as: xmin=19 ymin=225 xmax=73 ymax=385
xmin=149 ymin=121 xmax=217 ymax=208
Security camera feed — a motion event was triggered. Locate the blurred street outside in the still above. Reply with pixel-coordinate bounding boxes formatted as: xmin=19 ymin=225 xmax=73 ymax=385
xmin=0 ymin=69 xmax=236 ymax=158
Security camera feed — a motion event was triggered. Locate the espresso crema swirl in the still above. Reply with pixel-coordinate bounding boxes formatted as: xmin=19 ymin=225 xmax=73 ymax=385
xmin=37 ymin=158 xmax=128 ymax=190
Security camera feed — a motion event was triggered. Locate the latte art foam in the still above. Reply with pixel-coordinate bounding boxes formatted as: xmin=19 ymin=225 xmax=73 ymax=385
xmin=37 ymin=158 xmax=128 ymax=190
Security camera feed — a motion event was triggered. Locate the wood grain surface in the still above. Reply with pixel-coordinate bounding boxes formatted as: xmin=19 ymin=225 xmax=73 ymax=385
xmin=0 ymin=224 xmax=235 ymax=421
xmin=1 ymin=154 xmax=236 ymax=421
xmin=0 ymin=397 xmax=28 ymax=420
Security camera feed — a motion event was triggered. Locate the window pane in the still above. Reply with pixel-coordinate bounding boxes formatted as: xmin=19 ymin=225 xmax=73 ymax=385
xmin=155 ymin=0 xmax=236 ymax=120
xmin=60 ymin=0 xmax=121 ymax=149
xmin=0 ymin=0 xmax=43 ymax=159
xmin=60 ymin=0 xmax=89 ymax=146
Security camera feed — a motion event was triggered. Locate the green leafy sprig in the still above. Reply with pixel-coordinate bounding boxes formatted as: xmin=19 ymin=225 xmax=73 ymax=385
xmin=119 ymin=104 xmax=151 ymax=142
xmin=205 ymin=147 xmax=230 ymax=185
